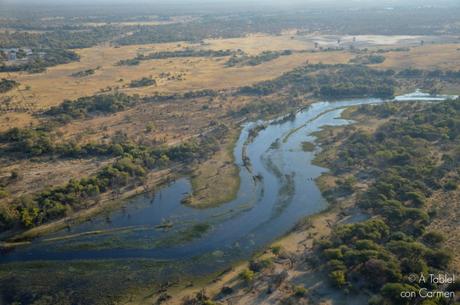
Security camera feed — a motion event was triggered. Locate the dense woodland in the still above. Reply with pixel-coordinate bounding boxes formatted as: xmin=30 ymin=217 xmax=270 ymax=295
xmin=317 ymin=100 xmax=460 ymax=305
xmin=239 ymin=64 xmax=396 ymax=99
xmin=0 ymin=27 xmax=120 ymax=49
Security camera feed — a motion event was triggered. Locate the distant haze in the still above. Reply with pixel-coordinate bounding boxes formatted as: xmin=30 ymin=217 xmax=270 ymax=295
xmin=2 ymin=0 xmax=459 ymax=6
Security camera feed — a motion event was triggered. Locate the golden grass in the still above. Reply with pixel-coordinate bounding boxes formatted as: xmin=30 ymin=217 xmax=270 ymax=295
xmin=0 ymin=39 xmax=351 ymax=112
xmin=374 ymin=43 xmax=460 ymax=70
xmin=0 ymin=36 xmax=457 ymax=119
xmin=0 ymin=112 xmax=37 ymax=132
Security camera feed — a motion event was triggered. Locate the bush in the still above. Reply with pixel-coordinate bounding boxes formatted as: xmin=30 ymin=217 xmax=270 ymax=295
xmin=249 ymin=258 xmax=273 ymax=272
xmin=323 ymin=248 xmax=343 ymax=260
xmin=129 ymin=77 xmax=156 ymax=88
xmin=329 ymin=270 xmax=347 ymax=287
xmin=239 ymin=269 xmax=255 ymax=283
xmin=380 ymin=283 xmax=418 ymax=305
xmin=422 ymin=231 xmax=446 ymax=246
xmin=271 ymin=245 xmax=282 ymax=255
xmin=293 ymin=285 xmax=307 ymax=297
xmin=0 ymin=79 xmax=19 ymax=93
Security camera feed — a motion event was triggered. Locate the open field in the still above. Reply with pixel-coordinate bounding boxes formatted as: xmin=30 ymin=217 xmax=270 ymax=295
xmin=374 ymin=43 xmax=460 ymax=70
xmin=1 ymin=36 xmax=459 ymax=115
xmin=0 ymin=42 xmax=350 ymax=112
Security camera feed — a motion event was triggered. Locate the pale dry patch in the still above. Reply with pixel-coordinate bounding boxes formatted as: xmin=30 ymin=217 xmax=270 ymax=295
xmin=56 ymin=94 xmax=231 ymax=146
xmin=204 ymin=33 xmax=315 ymax=55
xmin=0 ymin=158 xmax=112 ymax=197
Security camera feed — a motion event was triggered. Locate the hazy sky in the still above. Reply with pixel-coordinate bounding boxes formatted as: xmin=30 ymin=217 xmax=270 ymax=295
xmin=1 ymin=0 xmax=459 ymax=5
xmin=1 ymin=0 xmax=458 ymax=17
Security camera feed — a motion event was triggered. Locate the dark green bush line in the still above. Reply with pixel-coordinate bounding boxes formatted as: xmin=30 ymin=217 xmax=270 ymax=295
xmin=237 ymin=63 xmax=460 ymax=99
xmin=1 ymin=126 xmax=225 ymax=231
xmin=43 ymin=90 xmax=219 ymax=124
xmin=70 ymin=68 xmax=98 ymax=78
xmin=129 ymin=77 xmax=156 ymax=88
xmin=238 ymin=64 xmax=396 ymax=99
xmin=396 ymin=69 xmax=460 ymax=81
xmin=0 ymin=78 xmax=19 ymax=93
xmin=0 ymin=129 xmax=142 ymax=159
xmin=317 ymin=100 xmax=460 ymax=304
xmin=138 ymin=49 xmax=234 ymax=60
xmin=0 ymin=49 xmax=80 ymax=73
xmin=349 ymin=54 xmax=386 ymax=65
xmin=41 ymin=90 xmax=219 ymax=126
xmin=143 ymin=89 xmax=219 ymax=103
xmin=116 ymin=49 xmax=235 ymax=66
xmin=116 ymin=58 xmax=141 ymax=66
xmin=225 ymin=50 xmax=292 ymax=67
xmin=43 ymin=93 xmax=138 ymax=123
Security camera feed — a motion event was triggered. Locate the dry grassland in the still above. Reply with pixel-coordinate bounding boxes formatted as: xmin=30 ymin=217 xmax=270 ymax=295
xmin=0 ymin=36 xmax=351 ymax=113
xmin=374 ymin=43 xmax=460 ymax=70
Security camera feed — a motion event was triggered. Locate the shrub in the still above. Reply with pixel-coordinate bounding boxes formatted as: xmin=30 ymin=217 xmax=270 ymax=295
xmin=271 ymin=245 xmax=282 ymax=255
xmin=422 ymin=231 xmax=446 ymax=246
xmin=239 ymin=269 xmax=255 ymax=283
xmin=380 ymin=283 xmax=418 ymax=305
xmin=249 ymin=258 xmax=273 ymax=272
xmin=293 ymin=285 xmax=307 ymax=297
xmin=329 ymin=270 xmax=347 ymax=287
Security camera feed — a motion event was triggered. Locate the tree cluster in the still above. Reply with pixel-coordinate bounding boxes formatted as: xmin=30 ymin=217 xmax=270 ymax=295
xmin=319 ymin=99 xmax=460 ymax=304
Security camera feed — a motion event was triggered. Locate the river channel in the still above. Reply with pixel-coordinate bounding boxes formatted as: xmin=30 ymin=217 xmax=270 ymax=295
xmin=1 ymin=92 xmax=456 ymax=276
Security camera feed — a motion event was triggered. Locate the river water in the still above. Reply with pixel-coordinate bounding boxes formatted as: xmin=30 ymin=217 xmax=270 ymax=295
xmin=0 ymin=93 xmax=455 ymax=275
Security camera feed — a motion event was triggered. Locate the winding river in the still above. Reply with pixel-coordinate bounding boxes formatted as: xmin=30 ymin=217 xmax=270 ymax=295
xmin=0 ymin=92 xmax=456 ymax=276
